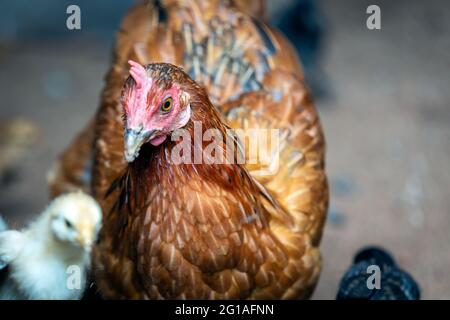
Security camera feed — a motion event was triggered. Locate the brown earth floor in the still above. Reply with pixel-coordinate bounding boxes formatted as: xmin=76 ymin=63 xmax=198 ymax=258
xmin=0 ymin=0 xmax=449 ymax=299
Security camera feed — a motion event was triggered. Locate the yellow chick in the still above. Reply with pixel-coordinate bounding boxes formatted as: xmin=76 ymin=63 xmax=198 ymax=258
xmin=0 ymin=191 xmax=102 ymax=300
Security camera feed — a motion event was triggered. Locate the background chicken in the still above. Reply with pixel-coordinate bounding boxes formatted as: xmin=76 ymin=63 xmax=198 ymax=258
xmin=48 ymin=0 xmax=328 ymax=299
xmin=0 ymin=192 xmax=102 ymax=300
xmin=337 ymin=247 xmax=420 ymax=300
xmin=0 ymin=118 xmax=40 ymax=185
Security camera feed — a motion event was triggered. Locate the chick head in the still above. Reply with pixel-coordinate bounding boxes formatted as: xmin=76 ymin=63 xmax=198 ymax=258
xmin=47 ymin=192 xmax=102 ymax=252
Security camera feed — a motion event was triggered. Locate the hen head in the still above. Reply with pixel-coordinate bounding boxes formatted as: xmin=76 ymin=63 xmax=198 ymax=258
xmin=121 ymin=60 xmax=193 ymax=163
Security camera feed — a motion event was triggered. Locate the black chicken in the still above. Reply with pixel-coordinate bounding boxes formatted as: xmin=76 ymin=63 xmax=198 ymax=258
xmin=337 ymin=247 xmax=420 ymax=300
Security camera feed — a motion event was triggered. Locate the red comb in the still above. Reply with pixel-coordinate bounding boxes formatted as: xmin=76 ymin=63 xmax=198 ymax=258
xmin=128 ymin=60 xmax=148 ymax=89
xmin=123 ymin=60 xmax=152 ymax=127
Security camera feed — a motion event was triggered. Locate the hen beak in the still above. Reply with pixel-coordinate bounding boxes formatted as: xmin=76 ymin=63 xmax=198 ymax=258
xmin=124 ymin=128 xmax=156 ymax=163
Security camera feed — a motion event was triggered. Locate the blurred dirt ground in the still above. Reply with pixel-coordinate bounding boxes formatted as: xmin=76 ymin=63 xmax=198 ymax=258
xmin=0 ymin=0 xmax=449 ymax=299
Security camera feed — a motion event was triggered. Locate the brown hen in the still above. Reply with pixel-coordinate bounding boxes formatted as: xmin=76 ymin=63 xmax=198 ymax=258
xmin=48 ymin=0 xmax=328 ymax=299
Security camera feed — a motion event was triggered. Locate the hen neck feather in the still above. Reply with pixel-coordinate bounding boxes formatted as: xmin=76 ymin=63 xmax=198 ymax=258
xmin=122 ymin=88 xmax=254 ymax=218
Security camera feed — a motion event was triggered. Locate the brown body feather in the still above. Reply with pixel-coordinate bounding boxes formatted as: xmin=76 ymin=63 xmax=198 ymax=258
xmin=49 ymin=0 xmax=328 ymax=299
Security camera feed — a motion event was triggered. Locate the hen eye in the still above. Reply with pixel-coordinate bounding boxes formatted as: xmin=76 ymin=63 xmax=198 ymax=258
xmin=161 ymin=97 xmax=173 ymax=112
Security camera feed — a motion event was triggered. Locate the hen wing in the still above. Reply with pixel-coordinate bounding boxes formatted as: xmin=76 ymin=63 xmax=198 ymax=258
xmin=223 ymin=69 xmax=328 ymax=245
